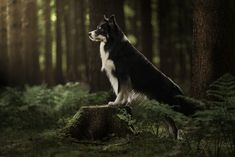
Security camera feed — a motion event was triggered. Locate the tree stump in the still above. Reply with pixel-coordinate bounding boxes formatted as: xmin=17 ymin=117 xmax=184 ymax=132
xmin=63 ymin=105 xmax=133 ymax=140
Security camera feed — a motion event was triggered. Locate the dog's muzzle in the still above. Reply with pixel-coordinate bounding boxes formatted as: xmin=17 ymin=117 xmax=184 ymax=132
xmin=88 ymin=31 xmax=98 ymax=41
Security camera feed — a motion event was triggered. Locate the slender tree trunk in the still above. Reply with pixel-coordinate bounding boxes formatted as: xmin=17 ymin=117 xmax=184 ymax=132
xmin=30 ymin=1 xmax=40 ymax=84
xmin=192 ymin=0 xmax=235 ymax=98
xmin=63 ymin=1 xmax=76 ymax=81
xmin=75 ymin=0 xmax=89 ymax=82
xmin=22 ymin=0 xmax=39 ymax=84
xmin=43 ymin=0 xmax=53 ymax=85
xmin=55 ymin=0 xmax=64 ymax=83
xmin=7 ymin=0 xmax=24 ymax=85
xmin=71 ymin=4 xmax=79 ymax=81
xmin=140 ymin=0 xmax=153 ymax=61
xmin=88 ymin=0 xmax=125 ymax=92
xmin=69 ymin=0 xmax=78 ymax=81
xmin=0 ymin=0 xmax=8 ymax=86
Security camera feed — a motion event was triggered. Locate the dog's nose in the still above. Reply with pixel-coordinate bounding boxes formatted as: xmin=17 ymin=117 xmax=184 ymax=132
xmin=88 ymin=32 xmax=92 ymax=36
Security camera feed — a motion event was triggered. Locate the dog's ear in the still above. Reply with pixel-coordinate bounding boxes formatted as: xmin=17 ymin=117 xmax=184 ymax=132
xmin=108 ymin=15 xmax=117 ymax=26
xmin=103 ymin=15 xmax=108 ymax=22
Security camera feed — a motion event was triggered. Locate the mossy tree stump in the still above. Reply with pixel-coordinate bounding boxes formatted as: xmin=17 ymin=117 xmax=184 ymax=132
xmin=63 ymin=105 xmax=133 ymax=140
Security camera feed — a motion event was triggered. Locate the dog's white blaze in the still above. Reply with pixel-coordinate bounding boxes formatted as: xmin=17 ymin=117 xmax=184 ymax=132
xmin=100 ymin=42 xmax=118 ymax=95
xmin=89 ymin=31 xmax=107 ymax=42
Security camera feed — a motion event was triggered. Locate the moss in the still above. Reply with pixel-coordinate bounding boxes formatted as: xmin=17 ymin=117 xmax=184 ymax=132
xmin=62 ymin=105 xmax=133 ymax=140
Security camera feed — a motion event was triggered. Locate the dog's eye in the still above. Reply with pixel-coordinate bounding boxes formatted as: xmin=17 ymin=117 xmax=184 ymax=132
xmin=97 ymin=26 xmax=102 ymax=30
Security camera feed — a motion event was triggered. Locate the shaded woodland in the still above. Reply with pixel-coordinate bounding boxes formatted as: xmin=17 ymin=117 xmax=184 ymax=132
xmin=1 ymin=0 xmax=234 ymax=96
xmin=0 ymin=0 xmax=235 ymax=157
xmin=0 ymin=0 xmax=194 ymax=93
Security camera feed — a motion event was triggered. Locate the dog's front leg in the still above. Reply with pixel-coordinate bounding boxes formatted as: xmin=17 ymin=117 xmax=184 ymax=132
xmin=108 ymin=91 xmax=124 ymax=106
xmin=108 ymin=79 xmax=131 ymax=106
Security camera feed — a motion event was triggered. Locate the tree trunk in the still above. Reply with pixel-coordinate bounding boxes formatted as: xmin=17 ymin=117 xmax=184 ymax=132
xmin=63 ymin=105 xmax=133 ymax=140
xmin=75 ymin=0 xmax=89 ymax=82
xmin=88 ymin=0 xmax=125 ymax=92
xmin=69 ymin=0 xmax=78 ymax=81
xmin=55 ymin=0 xmax=64 ymax=84
xmin=0 ymin=0 xmax=8 ymax=86
xmin=29 ymin=0 xmax=40 ymax=85
xmin=192 ymin=0 xmax=235 ymax=98
xmin=63 ymin=1 xmax=76 ymax=81
xmin=43 ymin=0 xmax=53 ymax=85
xmin=22 ymin=0 xmax=40 ymax=85
xmin=7 ymin=0 xmax=24 ymax=85
xmin=140 ymin=0 xmax=153 ymax=61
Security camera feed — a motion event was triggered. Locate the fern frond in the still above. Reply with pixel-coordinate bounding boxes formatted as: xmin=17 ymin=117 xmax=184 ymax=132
xmin=207 ymin=73 xmax=235 ymax=100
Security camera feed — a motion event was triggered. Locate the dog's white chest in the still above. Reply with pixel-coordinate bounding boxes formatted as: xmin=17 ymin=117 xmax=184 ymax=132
xmin=100 ymin=42 xmax=118 ymax=95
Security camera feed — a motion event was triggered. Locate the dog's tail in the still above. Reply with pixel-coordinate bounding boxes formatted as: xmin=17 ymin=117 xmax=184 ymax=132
xmin=171 ymin=95 xmax=205 ymax=116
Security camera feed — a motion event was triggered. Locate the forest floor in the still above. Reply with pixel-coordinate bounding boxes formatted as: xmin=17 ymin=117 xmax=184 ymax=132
xmin=0 ymin=84 xmax=190 ymax=157
xmin=0 ymin=129 xmax=190 ymax=157
xmin=0 ymin=77 xmax=234 ymax=157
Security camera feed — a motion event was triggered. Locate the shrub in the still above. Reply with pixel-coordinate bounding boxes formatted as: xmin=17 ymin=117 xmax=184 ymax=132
xmin=0 ymin=82 xmax=110 ymax=130
xmin=189 ymin=73 xmax=235 ymax=157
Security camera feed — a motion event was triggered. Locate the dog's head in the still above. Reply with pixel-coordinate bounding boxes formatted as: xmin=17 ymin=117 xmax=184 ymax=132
xmin=88 ymin=15 xmax=121 ymax=42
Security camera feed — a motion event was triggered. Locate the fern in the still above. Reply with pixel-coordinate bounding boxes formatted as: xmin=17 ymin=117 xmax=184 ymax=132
xmin=0 ymin=83 xmax=110 ymax=130
xmin=193 ymin=73 xmax=235 ymax=157
xmin=128 ymin=99 xmax=188 ymax=137
xmin=207 ymin=73 xmax=235 ymax=101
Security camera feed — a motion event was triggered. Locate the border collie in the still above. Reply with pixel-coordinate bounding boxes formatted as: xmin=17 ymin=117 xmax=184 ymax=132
xmin=89 ymin=15 xmax=197 ymax=116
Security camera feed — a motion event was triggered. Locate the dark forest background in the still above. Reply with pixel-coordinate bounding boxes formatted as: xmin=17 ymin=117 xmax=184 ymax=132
xmin=0 ymin=0 xmax=208 ymax=96
xmin=1 ymin=1 xmax=235 ymax=156
xmin=1 ymin=0 xmax=235 ymax=98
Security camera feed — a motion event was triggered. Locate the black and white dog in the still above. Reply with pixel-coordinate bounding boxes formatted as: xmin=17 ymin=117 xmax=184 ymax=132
xmin=89 ymin=15 xmax=197 ymax=116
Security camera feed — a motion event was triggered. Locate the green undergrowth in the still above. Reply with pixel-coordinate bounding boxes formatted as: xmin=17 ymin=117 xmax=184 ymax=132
xmin=0 ymin=73 xmax=235 ymax=157
xmin=0 ymin=82 xmax=110 ymax=130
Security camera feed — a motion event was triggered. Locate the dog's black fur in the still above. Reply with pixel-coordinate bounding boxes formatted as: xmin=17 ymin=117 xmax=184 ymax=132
xmin=89 ymin=15 xmax=199 ymax=116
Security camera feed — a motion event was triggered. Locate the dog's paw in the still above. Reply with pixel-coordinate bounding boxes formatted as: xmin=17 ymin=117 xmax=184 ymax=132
xmin=108 ymin=101 xmax=126 ymax=107
xmin=108 ymin=101 xmax=118 ymax=106
xmin=101 ymin=66 xmax=105 ymax=72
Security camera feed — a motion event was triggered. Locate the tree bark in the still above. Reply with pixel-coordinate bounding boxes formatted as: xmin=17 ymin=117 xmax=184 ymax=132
xmin=43 ymin=0 xmax=53 ymax=85
xmin=0 ymin=0 xmax=8 ymax=86
xmin=192 ymin=0 xmax=235 ymax=98
xmin=75 ymin=0 xmax=89 ymax=82
xmin=29 ymin=0 xmax=40 ymax=84
xmin=88 ymin=0 xmax=125 ymax=92
xmin=69 ymin=0 xmax=78 ymax=81
xmin=55 ymin=0 xmax=64 ymax=84
xmin=63 ymin=1 xmax=76 ymax=81
xmin=7 ymin=0 xmax=24 ymax=85
xmin=22 ymin=0 xmax=40 ymax=85
xmin=63 ymin=105 xmax=133 ymax=140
